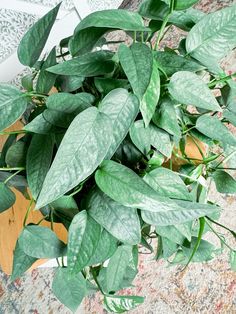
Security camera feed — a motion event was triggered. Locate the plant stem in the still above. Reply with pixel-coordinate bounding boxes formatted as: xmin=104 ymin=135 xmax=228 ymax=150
xmin=69 ymin=184 xmax=83 ymax=197
xmin=91 ymin=267 xmax=104 ymax=295
xmin=4 ymin=169 xmax=23 ymax=184
xmin=0 ymin=130 xmax=26 ymax=136
xmin=208 ymin=73 xmax=236 ymax=87
xmin=215 ymin=150 xmax=236 ymax=168
xmin=23 ymin=198 xmax=34 ymax=227
xmin=50 ymin=209 xmax=61 ymax=267
xmin=154 ymin=0 xmax=175 ymax=50
xmin=206 ymin=217 xmax=236 ymax=238
xmin=215 ymin=167 xmax=236 ymax=171
xmin=182 ymin=126 xmax=196 ymax=135
xmin=205 ymin=220 xmax=235 ymax=251
xmin=0 ymin=167 xmax=25 ymax=171
xmin=27 ymin=92 xmax=48 ymax=99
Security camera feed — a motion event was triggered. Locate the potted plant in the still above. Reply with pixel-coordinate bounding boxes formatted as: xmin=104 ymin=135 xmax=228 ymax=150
xmin=0 ymin=0 xmax=236 ymax=312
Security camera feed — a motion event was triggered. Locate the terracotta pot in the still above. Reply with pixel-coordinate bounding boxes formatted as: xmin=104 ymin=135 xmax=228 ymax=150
xmin=164 ymin=136 xmax=207 ymax=170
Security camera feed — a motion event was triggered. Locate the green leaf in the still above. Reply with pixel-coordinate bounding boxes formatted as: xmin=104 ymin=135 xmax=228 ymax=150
xmin=169 ymin=8 xmax=205 ymax=31
xmin=47 ymin=50 xmax=115 ymax=76
xmin=36 ymin=47 xmax=57 ymax=94
xmin=99 ymin=88 xmax=139 ymax=159
xmin=154 ymin=51 xmax=204 ymax=77
xmin=67 ymin=210 xmax=101 ymax=273
xmin=36 ymin=107 xmax=112 ymax=208
xmin=139 ymin=1 xmax=204 ymax=31
xmin=184 ymin=217 xmax=205 ymax=268
xmin=222 ymin=80 xmax=236 ymax=114
xmin=0 ymin=134 xmax=17 ymax=167
xmin=129 ymin=120 xmax=151 ymax=155
xmin=144 ymin=167 xmax=192 ymax=200
xmin=0 ymin=182 xmax=16 ymax=213
xmin=24 ymin=113 xmax=58 ymax=134
xmin=87 ymin=188 xmax=141 ymax=245
xmin=212 ymin=170 xmax=236 ymax=194
xmin=5 ymin=141 xmax=27 ymax=167
xmin=52 ymin=267 xmax=87 ymax=312
xmin=182 ymin=237 xmax=215 ymax=262
xmin=0 ymin=84 xmax=28 ymax=131
xmin=149 ymin=123 xmax=172 ymax=158
xmin=17 ymin=3 xmax=61 ymax=66
xmin=186 ymin=5 xmax=236 ymax=68
xmin=106 ymin=245 xmax=133 ymax=292
xmin=21 ymin=73 xmax=34 ymax=92
xmin=156 ymin=223 xmax=192 ymax=245
xmin=230 ymin=251 xmax=236 ymax=271
xmin=130 ymin=121 xmax=172 ymax=157
xmin=95 ymin=78 xmax=129 ymax=95
xmin=152 ymin=96 xmax=181 ymax=137
xmin=140 ymin=58 xmax=160 ymax=127
xmin=27 ymin=134 xmax=54 ymax=199
xmin=50 ymin=195 xmax=78 ymax=218
xmin=18 ymin=225 xmax=66 ymax=258
xmin=44 ymin=92 xmax=94 ymax=128
xmin=118 ymin=43 xmax=153 ymax=99
xmin=164 ymin=0 xmax=199 ymax=10
xmin=95 ymin=160 xmax=219 ymax=226
xmin=223 ymin=110 xmax=236 ymax=127
xmin=168 ymin=71 xmax=221 ymax=112
xmin=88 ymin=229 xmax=118 ymax=266
xmin=104 ymin=295 xmax=145 ymax=313
xmin=139 ymin=0 xmax=169 ymax=20
xmin=162 ymin=237 xmax=178 ymax=259
xmin=196 ymin=115 xmax=236 ymax=147
xmin=59 ymin=75 xmax=84 ymax=92
xmin=69 ymin=9 xmax=149 ymax=56
xmin=11 ymin=241 xmax=37 ymax=281
xmin=0 ymin=172 xmax=28 ymax=197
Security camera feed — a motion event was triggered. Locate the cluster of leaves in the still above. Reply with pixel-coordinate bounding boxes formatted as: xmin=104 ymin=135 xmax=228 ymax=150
xmin=0 ymin=0 xmax=236 ymax=312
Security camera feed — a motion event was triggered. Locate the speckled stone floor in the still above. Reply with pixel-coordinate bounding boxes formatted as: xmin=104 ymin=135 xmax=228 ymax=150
xmin=0 ymin=1 xmax=236 ymax=313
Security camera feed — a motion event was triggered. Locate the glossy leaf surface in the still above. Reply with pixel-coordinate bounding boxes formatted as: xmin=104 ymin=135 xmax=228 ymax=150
xmin=52 ymin=268 xmax=87 ymax=312
xmin=36 ymin=107 xmax=112 ymax=208
xmin=18 ymin=225 xmax=66 ymax=258
xmin=67 ymin=211 xmax=101 ymax=273
xmin=168 ymin=71 xmax=221 ymax=111
xmin=87 ymin=188 xmax=141 ymax=245
xmin=99 ymin=88 xmax=139 ymax=159
xmin=0 ymin=84 xmax=28 ymax=131
xmin=17 ymin=4 xmax=60 ymax=66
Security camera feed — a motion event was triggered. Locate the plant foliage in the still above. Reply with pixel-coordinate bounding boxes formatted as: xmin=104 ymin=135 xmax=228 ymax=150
xmin=0 ymin=1 xmax=236 ymax=312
